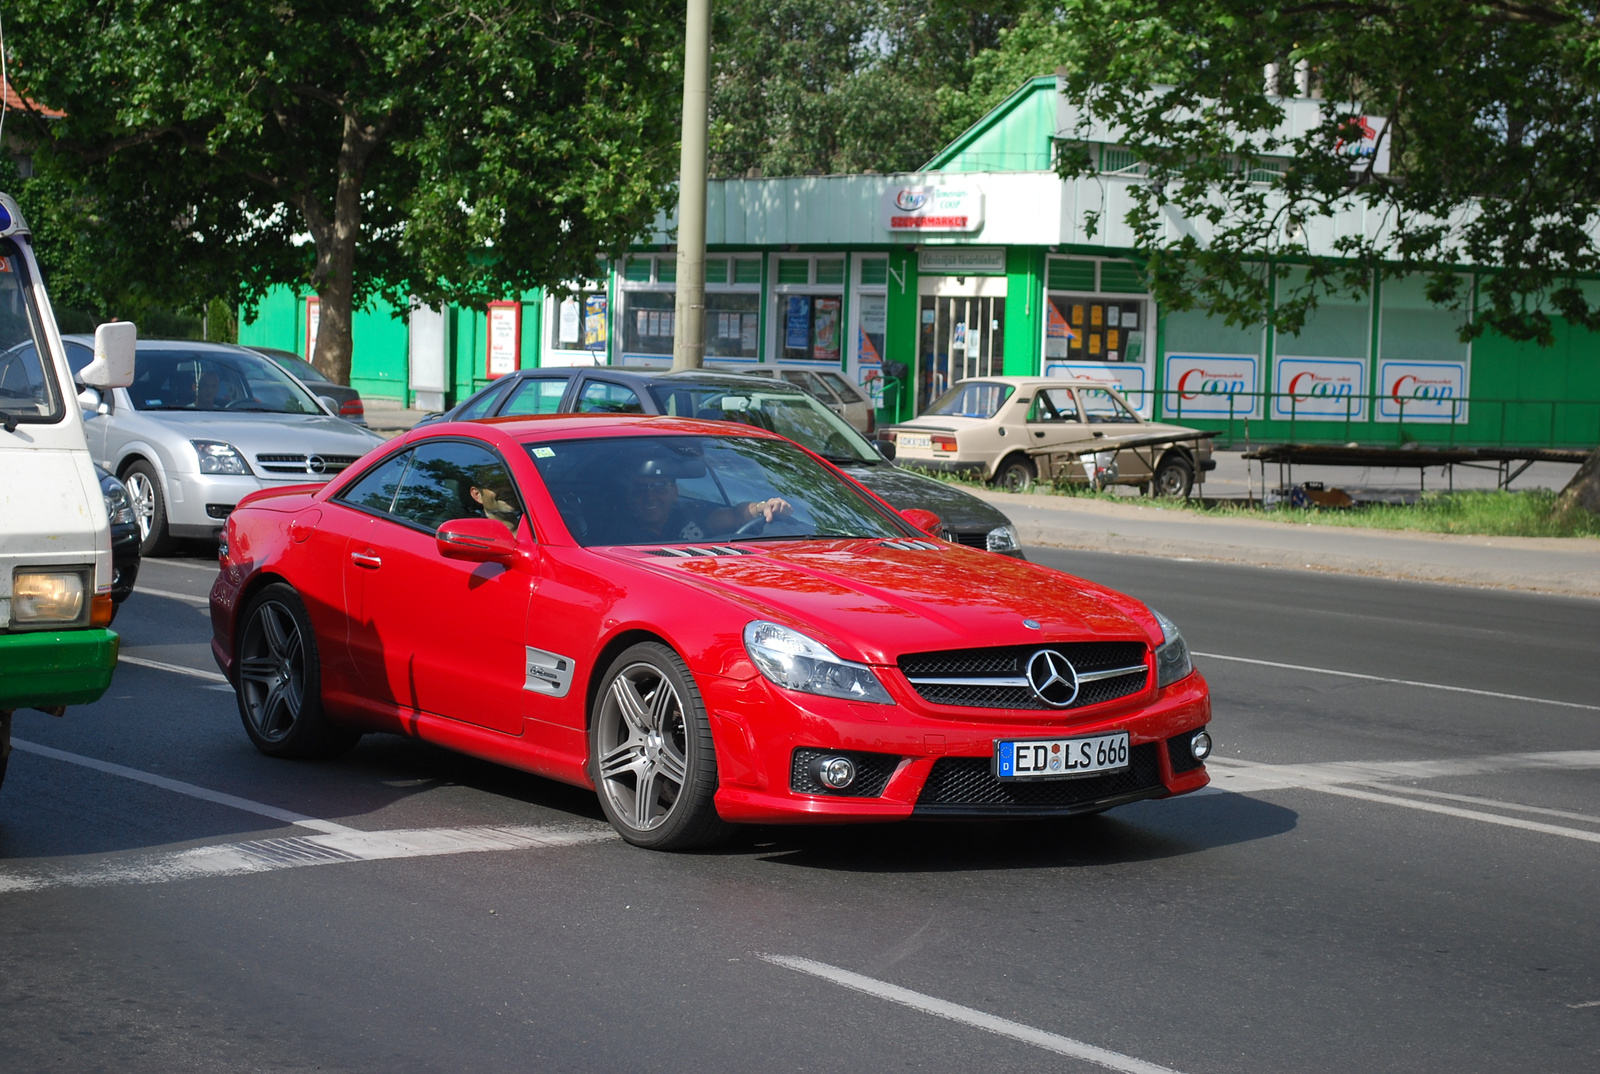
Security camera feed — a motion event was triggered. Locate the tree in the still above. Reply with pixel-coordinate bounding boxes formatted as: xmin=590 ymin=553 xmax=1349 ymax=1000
xmin=6 ymin=0 xmax=682 ymax=386
xmin=1045 ymin=0 xmax=1600 ymax=513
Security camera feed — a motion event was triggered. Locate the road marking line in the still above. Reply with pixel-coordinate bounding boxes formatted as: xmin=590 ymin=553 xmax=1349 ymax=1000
xmin=1568 ymin=1000 xmax=1600 ymax=1009
xmin=11 ymin=739 xmax=350 ymax=833
xmin=142 ymin=558 xmax=219 ymax=573
xmin=1315 ymin=785 xmax=1600 ymax=845
xmin=762 ymin=954 xmax=1184 ymax=1074
xmin=0 ymin=824 xmax=613 ymax=894
xmin=118 ymin=655 xmax=228 ymax=683
xmin=1191 ymin=651 xmax=1600 ymax=712
xmin=1367 ymin=783 xmax=1600 ymax=825
xmin=131 ymin=586 xmax=210 ymax=605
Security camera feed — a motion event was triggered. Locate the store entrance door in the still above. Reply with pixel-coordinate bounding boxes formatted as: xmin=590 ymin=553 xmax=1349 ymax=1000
xmin=917 ymin=291 xmax=1006 ymax=413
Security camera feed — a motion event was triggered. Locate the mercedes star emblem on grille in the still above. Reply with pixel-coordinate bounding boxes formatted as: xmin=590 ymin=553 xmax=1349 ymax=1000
xmin=306 ymin=455 xmax=327 ymax=475
xmin=1026 ymin=649 xmax=1079 ymax=707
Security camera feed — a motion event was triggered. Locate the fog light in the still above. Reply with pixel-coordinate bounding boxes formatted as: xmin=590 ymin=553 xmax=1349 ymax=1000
xmin=1190 ymin=730 xmax=1212 ymax=761
xmin=810 ymin=755 xmax=856 ymax=790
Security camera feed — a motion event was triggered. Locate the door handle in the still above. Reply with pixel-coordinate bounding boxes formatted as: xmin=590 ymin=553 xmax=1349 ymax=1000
xmin=1033 ymin=431 xmax=1046 ymax=438
xmin=350 ymin=551 xmax=382 ymax=569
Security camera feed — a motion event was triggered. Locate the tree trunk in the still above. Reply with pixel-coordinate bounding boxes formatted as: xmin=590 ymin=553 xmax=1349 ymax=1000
xmin=299 ymin=110 xmax=388 ymax=387
xmin=1552 ymin=445 xmax=1600 ymax=518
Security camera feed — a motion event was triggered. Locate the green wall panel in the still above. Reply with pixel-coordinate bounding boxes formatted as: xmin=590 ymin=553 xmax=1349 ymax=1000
xmin=883 ymin=248 xmax=919 ymax=422
xmin=1004 ymin=247 xmax=1043 ymax=376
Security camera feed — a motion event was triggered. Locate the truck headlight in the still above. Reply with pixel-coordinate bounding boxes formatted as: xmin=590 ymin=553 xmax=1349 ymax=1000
xmin=986 ymin=524 xmax=1020 ymax=553
xmin=743 ymin=620 xmax=892 ymax=704
xmin=1151 ymin=607 xmax=1193 ymax=689
xmin=192 ymin=440 xmax=251 ymax=475
xmin=12 ymin=570 xmax=88 ymax=624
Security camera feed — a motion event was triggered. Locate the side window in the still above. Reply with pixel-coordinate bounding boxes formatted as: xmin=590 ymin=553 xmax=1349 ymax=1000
xmin=575 ymin=379 xmax=643 ymax=414
xmin=65 ymin=341 xmax=95 ymax=382
xmin=389 ymin=441 xmax=525 ymax=534
xmin=502 ymin=377 xmax=569 ymax=416
xmin=458 ymin=379 xmax=513 ymax=420
xmin=338 ymin=450 xmax=413 ymax=515
xmin=1078 ymin=388 xmax=1139 ymax=424
xmin=1027 ymin=388 xmax=1080 ymax=424
xmin=817 ymin=371 xmax=863 ymax=404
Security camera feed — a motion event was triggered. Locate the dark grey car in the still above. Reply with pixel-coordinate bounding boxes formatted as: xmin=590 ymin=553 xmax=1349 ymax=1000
xmin=422 ymin=367 xmax=1023 ymax=556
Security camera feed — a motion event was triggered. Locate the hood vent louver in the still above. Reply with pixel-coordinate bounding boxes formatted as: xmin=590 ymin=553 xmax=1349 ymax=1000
xmin=879 ymin=539 xmax=943 ymax=551
xmin=646 ymin=545 xmax=761 ymax=558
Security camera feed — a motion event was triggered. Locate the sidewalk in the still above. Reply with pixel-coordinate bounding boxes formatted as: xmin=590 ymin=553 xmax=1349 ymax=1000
xmin=363 ymin=397 xmax=435 ymax=436
xmin=970 ymin=486 xmax=1600 ymax=599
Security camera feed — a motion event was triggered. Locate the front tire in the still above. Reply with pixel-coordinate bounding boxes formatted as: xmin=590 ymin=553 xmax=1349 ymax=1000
xmin=590 ymin=642 xmax=729 ymax=850
xmin=993 ymin=456 xmax=1036 ymax=493
xmin=122 ymin=460 xmax=177 ymax=557
xmin=1151 ymin=454 xmax=1195 ymax=499
xmin=235 ymin=584 xmax=360 ymax=759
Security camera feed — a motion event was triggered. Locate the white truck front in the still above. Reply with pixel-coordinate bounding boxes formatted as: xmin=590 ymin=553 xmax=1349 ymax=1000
xmin=0 ymin=192 xmax=135 ymax=791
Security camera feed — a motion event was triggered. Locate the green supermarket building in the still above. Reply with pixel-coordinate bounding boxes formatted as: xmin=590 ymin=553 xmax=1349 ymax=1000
xmin=241 ymin=77 xmax=1600 ymax=449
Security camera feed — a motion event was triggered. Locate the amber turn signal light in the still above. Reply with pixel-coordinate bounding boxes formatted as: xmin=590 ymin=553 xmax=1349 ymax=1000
xmin=91 ymin=593 xmax=115 ymax=627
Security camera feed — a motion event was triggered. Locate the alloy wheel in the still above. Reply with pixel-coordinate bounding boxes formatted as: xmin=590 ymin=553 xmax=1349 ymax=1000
xmin=595 ymin=662 xmax=690 ymax=832
xmin=237 ymin=600 xmax=306 ymax=745
xmin=125 ymin=471 xmax=156 ymax=541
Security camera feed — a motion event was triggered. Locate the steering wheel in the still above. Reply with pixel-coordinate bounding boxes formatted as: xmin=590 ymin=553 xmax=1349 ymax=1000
xmin=221 ymin=397 xmax=257 ymax=410
xmin=732 ymin=514 xmax=767 ymax=538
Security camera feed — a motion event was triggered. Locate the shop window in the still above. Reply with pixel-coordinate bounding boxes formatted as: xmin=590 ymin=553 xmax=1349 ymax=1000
xmin=1044 ymin=295 xmax=1145 ymax=362
xmin=623 ymin=291 xmax=676 ymax=357
xmin=859 ymin=259 xmax=888 ymax=286
xmin=707 ymin=292 xmax=760 ymax=359
xmin=734 ymin=259 xmax=762 ymax=285
xmin=617 ymin=254 xmax=761 ymax=361
xmin=781 ymin=294 xmax=843 ymax=363
xmin=777 ymin=259 xmax=811 ymax=285
xmin=815 ymin=259 xmax=845 ymax=285
xmin=550 ymin=288 xmax=608 ymax=353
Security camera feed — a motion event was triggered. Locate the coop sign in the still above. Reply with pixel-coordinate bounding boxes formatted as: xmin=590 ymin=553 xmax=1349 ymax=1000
xmin=883 ymin=186 xmax=985 ymax=233
xmin=1273 ymin=357 xmax=1367 ymax=421
xmin=1161 ymin=354 xmax=1261 ymax=418
xmin=1377 ymin=360 xmax=1468 ymax=423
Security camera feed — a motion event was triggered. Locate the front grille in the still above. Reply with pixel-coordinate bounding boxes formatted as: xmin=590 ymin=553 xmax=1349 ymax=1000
xmin=915 ymin=743 xmax=1163 ymax=815
xmin=949 ymin=531 xmax=988 ymax=549
xmin=898 ymin=642 xmax=1148 ymax=710
xmin=1166 ymin=729 xmax=1208 ymax=774
xmin=790 ymin=749 xmax=900 ymax=797
xmin=255 ymin=453 xmax=360 ymax=476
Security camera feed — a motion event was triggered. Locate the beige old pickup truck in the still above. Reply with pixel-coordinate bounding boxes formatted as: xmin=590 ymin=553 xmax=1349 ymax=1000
xmin=889 ymin=376 xmax=1215 ymax=497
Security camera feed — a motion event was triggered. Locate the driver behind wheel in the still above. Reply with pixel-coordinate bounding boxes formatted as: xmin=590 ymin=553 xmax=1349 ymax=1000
xmin=620 ymin=452 xmax=791 ymax=544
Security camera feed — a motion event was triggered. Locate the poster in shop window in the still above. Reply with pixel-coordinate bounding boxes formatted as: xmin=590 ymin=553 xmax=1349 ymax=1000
xmin=813 ymin=297 xmax=840 ymax=362
xmin=583 ymin=295 xmax=607 ymax=350
xmin=487 ymin=302 xmax=521 ymax=378
xmin=785 ymin=297 xmax=812 ymax=350
xmin=559 ymin=297 xmax=581 ymax=344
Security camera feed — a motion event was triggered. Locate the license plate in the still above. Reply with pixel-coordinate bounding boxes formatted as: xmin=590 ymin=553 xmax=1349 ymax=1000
xmin=996 ymin=732 xmax=1130 ymax=780
xmin=897 ymin=433 xmax=932 ymax=450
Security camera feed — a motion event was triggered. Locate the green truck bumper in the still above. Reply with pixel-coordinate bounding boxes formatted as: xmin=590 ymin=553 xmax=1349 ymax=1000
xmin=0 ymin=629 xmax=120 ymax=710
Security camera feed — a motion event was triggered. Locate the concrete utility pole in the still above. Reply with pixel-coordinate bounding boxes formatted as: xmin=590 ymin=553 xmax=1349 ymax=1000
xmin=672 ymin=0 xmax=710 ymax=371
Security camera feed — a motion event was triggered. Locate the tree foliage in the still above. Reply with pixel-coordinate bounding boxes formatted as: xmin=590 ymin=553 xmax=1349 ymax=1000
xmin=1049 ymin=0 xmax=1600 ymax=347
xmin=6 ymin=0 xmax=682 ymax=384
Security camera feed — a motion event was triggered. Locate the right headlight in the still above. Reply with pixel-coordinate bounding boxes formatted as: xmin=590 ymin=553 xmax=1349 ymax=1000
xmin=101 ymin=475 xmax=135 ymax=526
xmin=743 ymin=620 xmax=893 ymax=704
xmin=985 ymin=524 xmax=1020 ymax=553
xmin=191 ymin=440 xmax=252 ymax=475
xmin=1151 ymin=607 xmax=1193 ymax=689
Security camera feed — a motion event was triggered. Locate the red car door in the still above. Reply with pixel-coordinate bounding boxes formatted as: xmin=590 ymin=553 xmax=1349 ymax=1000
xmin=340 ymin=439 xmax=534 ymax=736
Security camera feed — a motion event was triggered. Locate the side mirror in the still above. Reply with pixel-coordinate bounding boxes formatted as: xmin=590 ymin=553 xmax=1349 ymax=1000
xmin=76 ymin=387 xmax=108 ymax=415
xmin=79 ymin=321 xmax=137 ymax=389
xmin=873 ymin=438 xmax=897 ymax=461
xmin=899 ymin=508 xmax=943 ymax=537
xmin=318 ymin=394 xmax=340 ymax=415
xmin=436 ymin=517 xmax=521 ymax=562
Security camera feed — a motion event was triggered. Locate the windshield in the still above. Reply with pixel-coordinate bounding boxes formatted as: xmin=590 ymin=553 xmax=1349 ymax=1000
xmin=648 ymin=384 xmax=879 ymax=464
xmin=525 ymin=434 xmax=908 ymax=547
xmin=128 ymin=348 xmax=325 ymax=414
xmin=0 ymin=240 xmax=61 ymax=425
xmin=925 ymin=381 xmax=1013 ymax=419
xmin=1079 ymin=387 xmax=1140 ymax=424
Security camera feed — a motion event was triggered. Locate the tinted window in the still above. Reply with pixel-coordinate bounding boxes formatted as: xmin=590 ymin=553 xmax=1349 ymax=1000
xmin=390 ymin=441 xmax=524 ymax=534
xmin=818 ymin=371 xmax=864 ymax=404
xmin=128 ymin=348 xmax=322 ymax=414
xmin=1027 ymin=388 xmax=1080 ymax=423
xmin=1078 ymin=388 xmax=1139 ymax=424
xmin=502 ymin=377 xmax=569 ymax=416
xmin=575 ymin=379 xmax=642 ymax=414
xmin=0 ymin=241 xmax=58 ymax=422
xmin=458 ymin=379 xmax=513 ymax=420
xmin=525 ymin=434 xmax=905 ymax=547
xmin=926 ymin=382 xmax=1013 ymax=419
xmin=65 ymin=341 xmax=94 ymax=379
xmin=648 ymin=384 xmax=877 ymax=463
xmin=338 ymin=451 xmax=413 ymax=515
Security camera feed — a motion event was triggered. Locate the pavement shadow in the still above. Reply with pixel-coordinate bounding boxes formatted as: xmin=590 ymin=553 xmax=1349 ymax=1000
xmin=738 ymin=790 xmax=1297 ymax=873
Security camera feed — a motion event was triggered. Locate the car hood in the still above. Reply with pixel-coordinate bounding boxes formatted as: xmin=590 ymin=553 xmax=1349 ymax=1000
xmin=838 ymin=463 xmax=1011 ymax=534
xmin=600 ymin=540 xmax=1156 ymax=666
xmin=136 ymin=411 xmax=385 ymax=459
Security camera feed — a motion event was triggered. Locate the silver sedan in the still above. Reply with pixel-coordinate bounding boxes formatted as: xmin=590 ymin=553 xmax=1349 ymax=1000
xmin=68 ymin=338 xmax=386 ymax=555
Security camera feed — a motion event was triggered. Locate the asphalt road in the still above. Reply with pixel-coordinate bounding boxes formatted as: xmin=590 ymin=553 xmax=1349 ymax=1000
xmin=2 ymin=549 xmax=1597 ymax=1073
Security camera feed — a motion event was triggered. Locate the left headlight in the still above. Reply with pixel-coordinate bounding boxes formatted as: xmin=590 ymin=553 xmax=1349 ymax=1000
xmin=1151 ymin=607 xmax=1193 ymax=689
xmin=986 ymin=523 xmax=1020 ymax=553
xmin=743 ymin=620 xmax=893 ymax=704
xmin=191 ymin=440 xmax=252 ymax=475
xmin=100 ymin=474 xmax=135 ymax=526
xmin=12 ymin=569 xmax=88 ymax=625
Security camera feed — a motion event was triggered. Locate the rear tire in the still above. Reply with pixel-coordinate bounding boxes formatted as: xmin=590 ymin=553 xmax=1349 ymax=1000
xmin=122 ymin=460 xmax=178 ymax=557
xmin=235 ymin=584 xmax=361 ymax=759
xmin=590 ymin=642 xmax=730 ymax=851
xmin=994 ymin=456 xmax=1036 ymax=493
xmin=1151 ymin=454 xmax=1195 ymax=499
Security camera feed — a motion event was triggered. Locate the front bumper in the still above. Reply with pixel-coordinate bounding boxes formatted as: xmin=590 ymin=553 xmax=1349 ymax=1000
xmin=0 ymin=629 xmax=120 ymax=709
xmin=166 ymin=472 xmax=326 ymax=537
xmin=704 ymin=669 xmax=1210 ymax=823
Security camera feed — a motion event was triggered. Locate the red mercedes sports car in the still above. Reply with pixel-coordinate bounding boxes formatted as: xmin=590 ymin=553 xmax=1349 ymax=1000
xmin=210 ymin=414 xmax=1211 ymax=849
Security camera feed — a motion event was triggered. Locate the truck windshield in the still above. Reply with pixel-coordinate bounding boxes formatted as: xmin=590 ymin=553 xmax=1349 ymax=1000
xmin=0 ymin=239 xmax=60 ymax=425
